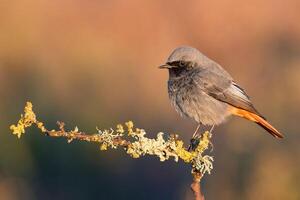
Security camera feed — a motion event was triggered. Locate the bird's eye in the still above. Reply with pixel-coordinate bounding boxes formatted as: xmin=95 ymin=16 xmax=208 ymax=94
xmin=179 ymin=61 xmax=185 ymax=67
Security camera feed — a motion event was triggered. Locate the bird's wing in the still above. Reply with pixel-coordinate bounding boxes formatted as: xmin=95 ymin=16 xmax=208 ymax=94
xmin=194 ymin=68 xmax=263 ymax=117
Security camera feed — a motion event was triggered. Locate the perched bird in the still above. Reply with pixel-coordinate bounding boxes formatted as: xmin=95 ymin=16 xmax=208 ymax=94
xmin=159 ymin=46 xmax=283 ymax=139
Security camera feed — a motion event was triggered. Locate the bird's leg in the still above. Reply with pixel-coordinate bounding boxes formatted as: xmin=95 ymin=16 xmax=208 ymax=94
xmin=188 ymin=124 xmax=215 ymax=151
xmin=188 ymin=124 xmax=201 ymax=151
xmin=208 ymin=124 xmax=215 ymax=152
xmin=209 ymin=125 xmax=215 ymax=133
xmin=192 ymin=124 xmax=201 ymax=138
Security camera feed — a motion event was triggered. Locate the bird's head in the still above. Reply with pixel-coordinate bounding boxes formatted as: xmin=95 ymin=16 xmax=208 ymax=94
xmin=159 ymin=46 xmax=203 ymax=77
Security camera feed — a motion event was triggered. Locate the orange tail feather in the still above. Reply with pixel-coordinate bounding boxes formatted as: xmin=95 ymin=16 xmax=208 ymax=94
xmin=230 ymin=107 xmax=283 ymax=138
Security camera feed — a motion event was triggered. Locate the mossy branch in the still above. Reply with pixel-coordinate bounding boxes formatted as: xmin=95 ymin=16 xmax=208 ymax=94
xmin=10 ymin=102 xmax=214 ymax=199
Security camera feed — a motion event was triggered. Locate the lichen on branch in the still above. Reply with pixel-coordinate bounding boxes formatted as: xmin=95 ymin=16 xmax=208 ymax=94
xmin=10 ymin=102 xmax=214 ymax=177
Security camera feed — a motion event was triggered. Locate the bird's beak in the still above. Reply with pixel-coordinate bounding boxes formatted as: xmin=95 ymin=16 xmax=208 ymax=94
xmin=158 ymin=63 xmax=171 ymax=69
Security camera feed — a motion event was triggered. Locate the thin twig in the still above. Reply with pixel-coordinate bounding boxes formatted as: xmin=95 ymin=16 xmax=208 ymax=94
xmin=46 ymin=122 xmax=131 ymax=147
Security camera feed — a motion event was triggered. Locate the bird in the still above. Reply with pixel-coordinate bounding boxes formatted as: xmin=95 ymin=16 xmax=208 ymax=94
xmin=159 ymin=46 xmax=283 ymax=141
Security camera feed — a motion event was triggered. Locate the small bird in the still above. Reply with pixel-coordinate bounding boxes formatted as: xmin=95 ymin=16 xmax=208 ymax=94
xmin=159 ymin=46 xmax=283 ymax=140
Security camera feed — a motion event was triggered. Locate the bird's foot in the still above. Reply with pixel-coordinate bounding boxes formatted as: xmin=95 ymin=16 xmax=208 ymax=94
xmin=188 ymin=133 xmax=202 ymax=152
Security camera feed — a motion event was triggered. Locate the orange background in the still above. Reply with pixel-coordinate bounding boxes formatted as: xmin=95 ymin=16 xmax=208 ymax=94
xmin=1 ymin=1 xmax=299 ymax=199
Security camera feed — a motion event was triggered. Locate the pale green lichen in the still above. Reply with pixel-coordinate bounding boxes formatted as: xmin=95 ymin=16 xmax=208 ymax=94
xmin=97 ymin=128 xmax=124 ymax=150
xmin=191 ymin=131 xmax=214 ymax=175
xmin=126 ymin=131 xmax=179 ymax=161
xmin=10 ymin=102 xmax=214 ymax=177
xmin=121 ymin=123 xmax=213 ymax=176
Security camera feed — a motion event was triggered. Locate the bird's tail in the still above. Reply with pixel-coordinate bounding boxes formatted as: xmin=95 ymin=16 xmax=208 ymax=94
xmin=230 ymin=107 xmax=283 ymax=138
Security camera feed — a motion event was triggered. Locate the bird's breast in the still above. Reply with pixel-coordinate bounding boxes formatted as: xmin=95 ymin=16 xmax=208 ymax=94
xmin=167 ymin=77 xmax=230 ymax=125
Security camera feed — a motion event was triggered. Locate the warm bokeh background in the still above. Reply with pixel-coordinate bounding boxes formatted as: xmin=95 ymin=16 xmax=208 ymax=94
xmin=1 ymin=1 xmax=300 ymax=199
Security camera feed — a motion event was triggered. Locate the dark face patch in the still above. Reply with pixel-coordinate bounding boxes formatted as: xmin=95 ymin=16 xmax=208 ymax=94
xmin=167 ymin=60 xmax=194 ymax=77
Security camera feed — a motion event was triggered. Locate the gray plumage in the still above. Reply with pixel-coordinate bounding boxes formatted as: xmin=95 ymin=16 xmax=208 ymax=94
xmin=160 ymin=46 xmax=283 ymax=138
xmin=165 ymin=46 xmax=254 ymax=125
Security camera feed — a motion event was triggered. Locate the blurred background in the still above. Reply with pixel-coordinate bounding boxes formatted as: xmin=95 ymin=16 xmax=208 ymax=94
xmin=1 ymin=0 xmax=300 ymax=199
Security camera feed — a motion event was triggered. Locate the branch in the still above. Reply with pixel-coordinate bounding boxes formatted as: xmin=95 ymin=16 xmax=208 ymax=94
xmin=191 ymin=171 xmax=205 ymax=200
xmin=10 ymin=102 xmax=214 ymax=199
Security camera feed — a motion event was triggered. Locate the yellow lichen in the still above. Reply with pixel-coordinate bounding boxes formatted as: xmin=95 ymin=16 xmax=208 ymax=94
xmin=100 ymin=143 xmax=108 ymax=151
xmin=37 ymin=122 xmax=47 ymax=132
xmin=175 ymin=142 xmax=194 ymax=163
xmin=116 ymin=124 xmax=124 ymax=134
xmin=10 ymin=102 xmax=37 ymax=138
xmin=10 ymin=102 xmax=214 ymax=178
xmin=195 ymin=131 xmax=211 ymax=153
xmin=125 ymin=121 xmax=134 ymax=136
